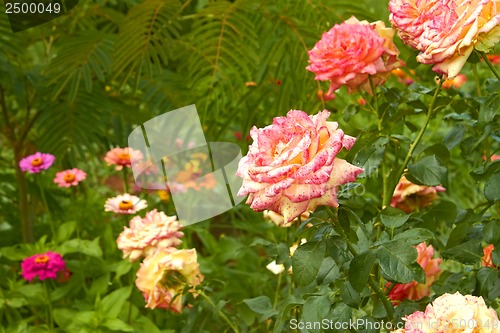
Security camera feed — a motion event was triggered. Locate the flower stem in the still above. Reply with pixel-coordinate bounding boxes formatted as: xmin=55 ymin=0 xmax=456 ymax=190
xmin=326 ymin=207 xmax=394 ymax=321
xmin=471 ymin=63 xmax=482 ymax=96
xmin=477 ymin=50 xmax=500 ymax=81
xmin=384 ymin=78 xmax=444 ymax=208
xmin=122 ymin=168 xmax=129 ymax=193
xmin=43 ymin=280 xmax=54 ymax=329
xmin=37 ymin=175 xmax=56 ymax=238
xmin=198 ymin=290 xmax=239 ymax=333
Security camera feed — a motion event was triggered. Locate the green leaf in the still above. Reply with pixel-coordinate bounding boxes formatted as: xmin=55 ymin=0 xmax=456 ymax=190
xmin=352 ymin=136 xmax=389 ymax=177
xmin=301 ymin=295 xmax=331 ymax=333
xmin=442 ymin=240 xmax=483 ymax=264
xmin=392 ymin=228 xmax=435 ymax=245
xmin=243 ymin=296 xmax=277 ymax=320
xmin=57 ymin=238 xmax=103 ymax=258
xmin=340 ymin=281 xmax=361 ymax=308
xmin=407 ymin=155 xmax=447 ymax=186
xmin=56 ymin=221 xmax=77 ymax=243
xmin=484 ymin=172 xmax=500 ymax=202
xmin=476 ymin=267 xmax=500 ymax=301
xmin=292 ymin=240 xmax=326 ymax=286
xmin=102 ymin=318 xmax=134 ymax=332
xmin=380 ymin=207 xmax=411 ymax=229
xmin=483 ymin=221 xmax=500 ymax=244
xmin=101 ymin=286 xmax=132 ymax=319
xmin=376 ymin=241 xmax=425 ymax=283
xmin=349 ymin=250 xmax=376 ymax=292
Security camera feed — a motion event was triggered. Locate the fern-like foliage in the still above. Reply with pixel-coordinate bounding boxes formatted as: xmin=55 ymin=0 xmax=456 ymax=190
xmin=112 ymin=0 xmax=182 ymax=87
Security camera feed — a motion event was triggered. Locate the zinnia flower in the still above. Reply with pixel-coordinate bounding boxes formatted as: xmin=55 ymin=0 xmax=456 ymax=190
xmin=53 ymin=168 xmax=87 ymax=188
xmin=104 ymin=147 xmax=143 ymax=171
xmin=236 ymin=110 xmax=363 ymax=223
xmin=135 ymin=248 xmax=203 ymax=312
xmin=482 ymin=244 xmax=497 ymax=268
xmin=388 ymin=242 xmax=442 ymax=303
xmin=21 ymin=252 xmax=66 ymax=282
xmin=391 ymin=176 xmax=446 ymax=213
xmin=117 ymin=209 xmax=183 ymax=262
xmin=19 ymin=152 xmax=55 ymax=173
xmin=104 ymin=193 xmax=147 ymax=214
xmin=389 ymin=0 xmax=500 ymax=78
xmin=306 ymin=16 xmax=404 ymax=98
xmin=391 ymin=292 xmax=500 ymax=332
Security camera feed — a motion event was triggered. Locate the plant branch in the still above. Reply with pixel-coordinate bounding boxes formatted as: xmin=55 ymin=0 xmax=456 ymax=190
xmin=199 ymin=289 xmax=240 ymax=333
xmin=477 ymin=50 xmax=500 ymax=81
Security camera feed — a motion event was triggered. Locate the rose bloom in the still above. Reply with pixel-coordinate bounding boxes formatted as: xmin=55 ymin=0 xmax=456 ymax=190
xmin=440 ymin=73 xmax=467 ymax=89
xmin=487 ymin=54 xmax=500 ymax=64
xmin=263 ymin=210 xmax=310 ymax=228
xmin=19 ymin=152 xmax=55 ymax=173
xmin=388 ymin=242 xmax=442 ymax=303
xmin=104 ymin=147 xmax=143 ymax=170
xmin=307 ymin=16 xmax=404 ymax=98
xmin=392 ymin=292 xmax=500 ymax=333
xmin=389 ymin=0 xmax=500 ymax=78
xmin=391 ymin=176 xmax=446 ymax=213
xmin=482 ymin=244 xmax=497 ymax=268
xmin=117 ymin=209 xmax=183 ymax=262
xmin=21 ymin=252 xmax=66 ymax=282
xmin=135 ymin=248 xmax=203 ymax=312
xmin=236 ymin=110 xmax=363 ymax=223
xmin=53 ymin=168 xmax=87 ymax=188
xmin=104 ymin=193 xmax=147 ymax=214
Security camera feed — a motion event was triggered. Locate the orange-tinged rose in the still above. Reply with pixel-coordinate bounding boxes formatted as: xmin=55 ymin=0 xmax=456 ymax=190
xmin=391 ymin=176 xmax=445 ymax=212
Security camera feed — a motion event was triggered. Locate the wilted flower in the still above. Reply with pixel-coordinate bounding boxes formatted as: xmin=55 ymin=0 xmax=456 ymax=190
xmin=104 ymin=193 xmax=147 ymax=214
xmin=391 ymin=292 xmax=500 ymax=332
xmin=389 ymin=0 xmax=500 ymax=78
xmin=263 ymin=210 xmax=310 ymax=228
xmin=237 ymin=110 xmax=363 ymax=223
xmin=391 ymin=176 xmax=445 ymax=213
xmin=104 ymin=147 xmax=143 ymax=171
xmin=482 ymin=244 xmax=497 ymax=268
xmin=135 ymin=248 xmax=203 ymax=312
xmin=19 ymin=152 xmax=55 ymax=174
xmin=440 ymin=73 xmax=467 ymax=89
xmin=117 ymin=209 xmax=183 ymax=262
xmin=266 ymin=239 xmax=307 ymax=275
xmin=388 ymin=242 xmax=442 ymax=303
xmin=307 ymin=16 xmax=403 ymax=98
xmin=21 ymin=252 xmax=66 ymax=282
xmin=53 ymin=168 xmax=87 ymax=188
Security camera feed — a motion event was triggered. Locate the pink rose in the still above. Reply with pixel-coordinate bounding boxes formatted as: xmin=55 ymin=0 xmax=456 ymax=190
xmin=391 ymin=176 xmax=446 ymax=213
xmin=307 ymin=16 xmax=404 ymax=98
xmin=389 ymin=0 xmax=500 ymax=78
xmin=388 ymin=242 xmax=442 ymax=303
xmin=236 ymin=110 xmax=363 ymax=223
xmin=393 ymin=292 xmax=500 ymax=332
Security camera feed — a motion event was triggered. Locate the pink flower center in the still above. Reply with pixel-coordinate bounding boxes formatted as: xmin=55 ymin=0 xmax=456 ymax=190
xmin=35 ymin=254 xmax=50 ymax=264
xmin=31 ymin=158 xmax=43 ymax=167
xmin=119 ymin=200 xmax=134 ymax=210
xmin=64 ymin=173 xmax=76 ymax=183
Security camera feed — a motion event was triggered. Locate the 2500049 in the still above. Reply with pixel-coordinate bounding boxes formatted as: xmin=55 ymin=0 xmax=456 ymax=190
xmin=5 ymin=2 xmax=61 ymax=14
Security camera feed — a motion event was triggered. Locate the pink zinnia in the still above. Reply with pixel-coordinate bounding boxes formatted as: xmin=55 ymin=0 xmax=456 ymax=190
xmin=388 ymin=242 xmax=442 ymax=303
xmin=104 ymin=193 xmax=147 ymax=214
xmin=21 ymin=252 xmax=66 ymax=282
xmin=104 ymin=147 xmax=143 ymax=171
xmin=53 ymin=168 xmax=87 ymax=188
xmin=307 ymin=16 xmax=404 ymax=98
xmin=236 ymin=110 xmax=363 ymax=223
xmin=19 ymin=152 xmax=55 ymax=173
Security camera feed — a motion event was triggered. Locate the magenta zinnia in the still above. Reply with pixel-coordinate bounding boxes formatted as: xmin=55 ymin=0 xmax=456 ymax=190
xmin=236 ymin=110 xmax=363 ymax=223
xmin=19 ymin=152 xmax=55 ymax=174
xmin=21 ymin=252 xmax=66 ymax=282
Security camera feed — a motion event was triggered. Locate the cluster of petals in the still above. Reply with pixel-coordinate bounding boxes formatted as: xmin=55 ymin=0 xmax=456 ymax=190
xmin=104 ymin=193 xmax=147 ymax=214
xmin=104 ymin=147 xmax=144 ymax=171
xmin=21 ymin=252 xmax=66 ymax=282
xmin=19 ymin=152 xmax=55 ymax=173
xmin=263 ymin=210 xmax=310 ymax=228
xmin=483 ymin=244 xmax=497 ymax=268
xmin=389 ymin=0 xmax=500 ymax=78
xmin=391 ymin=176 xmax=446 ymax=212
xmin=388 ymin=242 xmax=442 ymax=303
xmin=135 ymin=248 xmax=203 ymax=312
xmin=53 ymin=168 xmax=87 ymax=188
xmin=117 ymin=209 xmax=183 ymax=262
xmin=236 ymin=110 xmax=363 ymax=223
xmin=391 ymin=292 xmax=500 ymax=333
xmin=307 ymin=16 xmax=404 ymax=98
